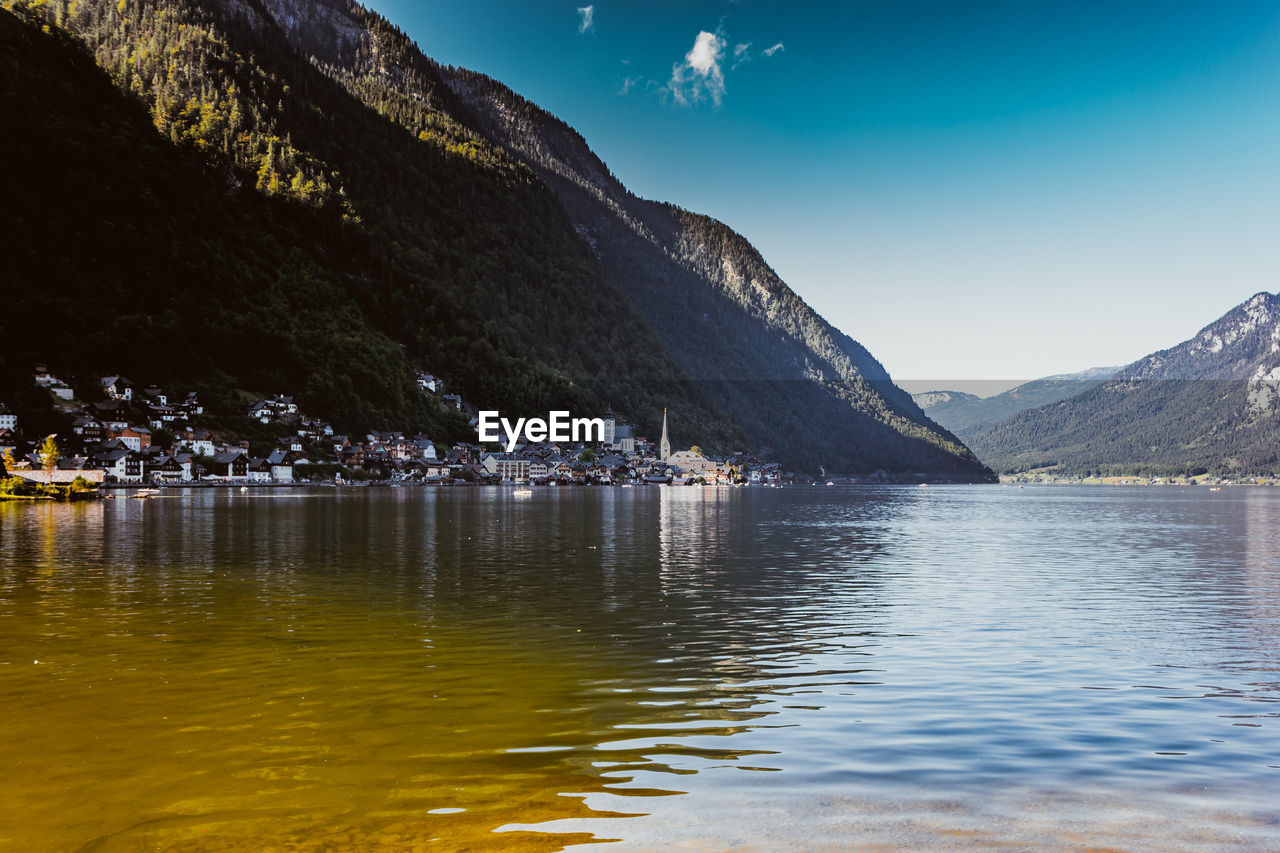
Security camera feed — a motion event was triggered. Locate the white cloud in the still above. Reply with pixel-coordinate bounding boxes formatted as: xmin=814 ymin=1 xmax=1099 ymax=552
xmin=577 ymin=5 xmax=594 ymax=34
xmin=732 ymin=41 xmax=752 ymax=69
xmin=667 ymin=30 xmax=727 ymax=106
xmin=762 ymin=41 xmax=784 ymax=57
xmin=619 ymin=75 xmax=643 ymax=95
xmin=686 ymin=31 xmax=724 ymax=76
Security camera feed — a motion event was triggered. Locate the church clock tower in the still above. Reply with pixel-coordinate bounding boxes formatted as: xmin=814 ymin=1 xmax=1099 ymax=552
xmin=659 ymin=408 xmax=671 ymax=462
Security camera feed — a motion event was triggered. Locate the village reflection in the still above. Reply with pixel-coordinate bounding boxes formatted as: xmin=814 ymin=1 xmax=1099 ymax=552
xmin=657 ymin=485 xmax=735 ymax=592
xmin=1 ymin=487 xmax=895 ymax=851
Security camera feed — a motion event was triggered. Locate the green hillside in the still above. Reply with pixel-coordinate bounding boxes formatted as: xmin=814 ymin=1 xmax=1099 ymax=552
xmin=0 ymin=0 xmax=737 ymax=446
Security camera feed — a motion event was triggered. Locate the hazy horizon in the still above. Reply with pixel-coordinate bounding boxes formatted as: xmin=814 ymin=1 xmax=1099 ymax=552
xmin=895 ymin=378 xmax=1040 ymax=398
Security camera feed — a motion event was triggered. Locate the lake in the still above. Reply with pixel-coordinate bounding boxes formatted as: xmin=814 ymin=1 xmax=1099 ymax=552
xmin=1 ymin=485 xmax=1277 ymax=851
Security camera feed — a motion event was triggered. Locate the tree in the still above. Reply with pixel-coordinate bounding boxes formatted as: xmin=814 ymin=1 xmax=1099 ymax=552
xmin=74 ymin=374 xmax=105 ymax=403
xmin=39 ymin=435 xmax=60 ymax=484
xmin=578 ymin=447 xmax=595 ymax=463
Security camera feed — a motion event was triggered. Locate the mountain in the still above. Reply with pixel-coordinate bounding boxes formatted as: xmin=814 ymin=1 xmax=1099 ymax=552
xmin=0 ymin=0 xmax=991 ymax=479
xmin=434 ymin=64 xmax=982 ymax=476
xmin=1 ymin=0 xmax=738 ymax=447
xmin=972 ymin=293 xmax=1280 ymax=477
xmin=913 ymin=366 xmax=1120 ymax=441
xmin=912 ymin=390 xmax=982 ymax=411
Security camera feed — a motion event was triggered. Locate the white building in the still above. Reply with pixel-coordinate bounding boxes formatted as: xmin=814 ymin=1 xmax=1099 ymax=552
xmin=183 ymin=431 xmax=215 ymax=457
xmin=116 ymin=427 xmax=150 ymax=452
xmin=482 ymin=454 xmax=531 ymax=482
xmin=667 ymin=449 xmax=717 ymax=476
xmin=267 ymin=450 xmax=294 ymax=482
xmin=98 ymin=449 xmax=143 ymax=483
xmin=611 ymin=424 xmax=635 ymax=453
xmin=101 ymin=376 xmax=133 ymax=400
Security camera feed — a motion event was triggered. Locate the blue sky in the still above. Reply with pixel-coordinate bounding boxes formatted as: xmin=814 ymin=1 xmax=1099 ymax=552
xmin=367 ymin=1 xmax=1280 ymax=392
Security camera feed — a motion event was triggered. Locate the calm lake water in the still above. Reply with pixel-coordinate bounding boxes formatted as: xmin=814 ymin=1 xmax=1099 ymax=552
xmin=1 ymin=485 xmax=1278 ymax=851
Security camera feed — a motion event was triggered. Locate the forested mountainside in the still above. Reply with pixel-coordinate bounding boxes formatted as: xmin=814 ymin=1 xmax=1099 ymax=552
xmin=1 ymin=0 xmax=735 ymax=447
xmin=972 ymin=294 xmax=1280 ymax=477
xmin=434 ymin=64 xmax=984 ymax=476
xmin=1 ymin=3 xmax=431 ymax=433
xmin=913 ymin=366 xmax=1119 ymax=442
xmin=2 ymin=0 xmax=990 ymax=477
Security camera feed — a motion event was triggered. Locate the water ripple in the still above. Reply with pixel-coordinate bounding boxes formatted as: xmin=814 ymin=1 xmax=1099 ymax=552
xmin=1 ymin=485 xmax=1277 ymax=851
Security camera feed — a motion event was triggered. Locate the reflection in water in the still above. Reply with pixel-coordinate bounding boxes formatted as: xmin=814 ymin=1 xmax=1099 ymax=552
xmin=1 ymin=486 xmax=1278 ymax=851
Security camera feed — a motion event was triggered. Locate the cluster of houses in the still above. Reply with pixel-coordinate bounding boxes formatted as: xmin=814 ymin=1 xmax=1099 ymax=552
xmin=468 ymin=446 xmax=787 ymax=486
xmin=3 ymin=367 xmax=321 ymax=485
xmin=355 ymin=406 xmax=789 ymax=486
xmin=1 ymin=366 xmax=793 ymax=487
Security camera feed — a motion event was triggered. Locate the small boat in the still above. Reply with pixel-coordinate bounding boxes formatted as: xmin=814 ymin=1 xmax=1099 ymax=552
xmin=131 ymin=489 xmax=160 ymax=499
xmin=1209 ymin=487 xmax=1222 ymax=492
xmin=513 ymin=488 xmax=533 ymax=496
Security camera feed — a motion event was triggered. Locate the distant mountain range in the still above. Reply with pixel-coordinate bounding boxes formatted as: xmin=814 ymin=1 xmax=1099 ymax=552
xmin=969 ymin=293 xmax=1280 ymax=477
xmin=913 ymin=365 xmax=1120 ymax=441
xmin=0 ymin=0 xmax=990 ymax=480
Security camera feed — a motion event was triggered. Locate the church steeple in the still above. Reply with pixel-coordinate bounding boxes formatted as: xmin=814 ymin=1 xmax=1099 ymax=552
xmin=659 ymin=408 xmax=671 ymax=462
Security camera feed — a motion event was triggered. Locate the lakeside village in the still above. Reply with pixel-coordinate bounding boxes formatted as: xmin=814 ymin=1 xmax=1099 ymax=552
xmin=0 ymin=365 xmax=796 ymax=497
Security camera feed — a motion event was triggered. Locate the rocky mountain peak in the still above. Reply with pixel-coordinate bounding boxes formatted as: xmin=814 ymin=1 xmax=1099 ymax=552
xmin=1122 ymin=292 xmax=1280 ymax=382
